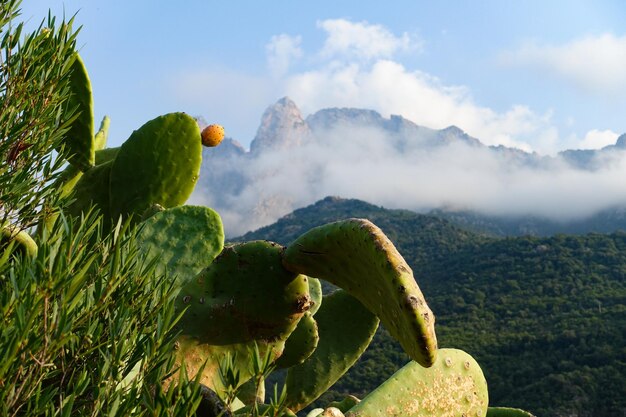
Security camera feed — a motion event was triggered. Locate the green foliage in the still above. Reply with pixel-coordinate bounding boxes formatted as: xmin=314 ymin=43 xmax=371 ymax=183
xmin=0 ymin=212 xmax=203 ymax=415
xmin=0 ymin=1 xmax=79 ymax=231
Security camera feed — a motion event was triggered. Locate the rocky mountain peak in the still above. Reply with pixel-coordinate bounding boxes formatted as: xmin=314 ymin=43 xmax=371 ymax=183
xmin=615 ymin=133 xmax=626 ymax=148
xmin=249 ymin=96 xmax=311 ymax=154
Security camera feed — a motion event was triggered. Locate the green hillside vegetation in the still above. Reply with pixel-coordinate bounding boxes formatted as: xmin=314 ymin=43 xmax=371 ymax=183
xmin=238 ymin=197 xmax=626 ymax=417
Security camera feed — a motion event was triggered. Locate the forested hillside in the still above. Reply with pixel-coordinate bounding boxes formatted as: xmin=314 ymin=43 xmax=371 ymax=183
xmin=236 ymin=197 xmax=626 ymax=417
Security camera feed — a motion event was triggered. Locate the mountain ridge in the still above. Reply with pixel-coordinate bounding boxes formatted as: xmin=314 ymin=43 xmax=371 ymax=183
xmin=194 ymin=97 xmax=626 ymax=237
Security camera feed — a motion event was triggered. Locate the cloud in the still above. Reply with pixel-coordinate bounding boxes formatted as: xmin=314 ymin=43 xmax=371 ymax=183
xmin=285 ymin=59 xmax=556 ymax=153
xmin=575 ymin=129 xmax=620 ymax=150
xmin=193 ymin=123 xmax=626 ymax=237
xmin=500 ymin=33 xmax=626 ymax=96
xmin=266 ymin=34 xmax=303 ymax=77
xmin=317 ymin=18 xmax=420 ymax=61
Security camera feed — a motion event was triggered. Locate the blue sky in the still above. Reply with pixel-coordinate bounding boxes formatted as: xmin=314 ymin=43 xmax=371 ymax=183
xmin=19 ymin=1 xmax=626 ymax=154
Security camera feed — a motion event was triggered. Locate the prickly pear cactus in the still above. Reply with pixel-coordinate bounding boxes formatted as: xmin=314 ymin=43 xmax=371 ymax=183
xmin=109 ymin=112 xmax=202 ymax=220
xmin=137 ymin=205 xmax=224 ymax=287
xmin=94 ymin=116 xmax=110 ymax=151
xmin=282 ymin=218 xmax=437 ymax=367
xmin=1 ymin=226 xmax=38 ymax=259
xmin=486 ymin=407 xmax=536 ymax=417
xmin=63 ymin=52 xmax=95 ymax=171
xmin=345 ymin=348 xmax=489 ymax=417
xmin=173 ymin=241 xmax=311 ymax=391
xmin=284 ymin=290 xmax=379 ymax=412
xmin=274 ymin=311 xmax=319 ymax=369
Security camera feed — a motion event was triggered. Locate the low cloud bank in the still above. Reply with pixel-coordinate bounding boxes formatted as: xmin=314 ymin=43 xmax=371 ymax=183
xmin=191 ymin=125 xmax=626 ymax=237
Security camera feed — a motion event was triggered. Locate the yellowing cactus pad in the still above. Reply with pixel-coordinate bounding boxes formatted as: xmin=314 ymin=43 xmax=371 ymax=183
xmin=201 ymin=124 xmax=225 ymax=147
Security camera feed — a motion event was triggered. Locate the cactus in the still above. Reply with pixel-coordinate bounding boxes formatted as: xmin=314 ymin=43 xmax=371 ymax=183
xmin=328 ymin=396 xmax=360 ymax=413
xmin=282 ymin=218 xmax=437 ymax=367
xmin=137 ymin=205 xmax=224 ymax=287
xmin=61 ymin=52 xmax=95 ymax=171
xmin=345 ymin=348 xmax=489 ymax=417
xmin=94 ymin=116 xmax=110 ymax=151
xmin=284 ymin=290 xmax=379 ymax=412
xmin=274 ymin=312 xmax=319 ymax=369
xmin=307 ymin=277 xmax=323 ymax=315
xmin=486 ymin=407 xmax=536 ymax=417
xmin=109 ymin=112 xmax=202 ymax=221
xmin=1 ymin=226 xmax=38 ymax=259
xmin=172 ymin=241 xmax=311 ymax=391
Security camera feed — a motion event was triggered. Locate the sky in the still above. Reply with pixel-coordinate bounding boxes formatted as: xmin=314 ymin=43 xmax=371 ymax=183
xmin=18 ymin=1 xmax=626 ymax=156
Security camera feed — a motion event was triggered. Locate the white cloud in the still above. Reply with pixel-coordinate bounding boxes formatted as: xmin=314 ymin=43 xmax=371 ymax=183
xmin=194 ymin=124 xmax=626 ymax=237
xmin=574 ymin=129 xmax=620 ymax=150
xmin=317 ymin=18 xmax=420 ymax=61
xmin=285 ymin=59 xmax=556 ymax=153
xmin=266 ymin=34 xmax=303 ymax=77
xmin=500 ymin=33 xmax=626 ymax=96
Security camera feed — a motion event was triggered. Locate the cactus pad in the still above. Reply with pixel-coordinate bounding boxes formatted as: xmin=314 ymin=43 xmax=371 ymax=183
xmin=487 ymin=407 xmax=536 ymax=417
xmin=109 ymin=112 xmax=202 ymax=219
xmin=173 ymin=241 xmax=310 ymax=390
xmin=94 ymin=116 xmax=110 ymax=151
xmin=345 ymin=349 xmax=489 ymax=417
xmin=66 ymin=160 xmax=113 ymax=220
xmin=63 ymin=53 xmax=94 ymax=171
xmin=1 ymin=226 xmax=38 ymax=259
xmin=284 ymin=290 xmax=379 ymax=412
xmin=307 ymin=277 xmax=323 ymax=315
xmin=137 ymin=205 xmax=224 ymax=288
xmin=275 ymin=312 xmax=319 ymax=369
xmin=282 ymin=218 xmax=437 ymax=367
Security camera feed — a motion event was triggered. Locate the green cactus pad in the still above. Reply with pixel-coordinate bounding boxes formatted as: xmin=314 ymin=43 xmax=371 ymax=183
xmin=1 ymin=226 xmax=38 ymax=259
xmin=284 ymin=290 xmax=379 ymax=412
xmin=346 ymin=348 xmax=489 ymax=417
xmin=234 ymin=404 xmax=296 ymax=417
xmin=66 ymin=160 xmax=113 ymax=220
xmin=308 ymin=277 xmax=323 ymax=315
xmin=487 ymin=407 xmax=536 ymax=417
xmin=173 ymin=241 xmax=310 ymax=391
xmin=237 ymin=377 xmax=265 ymax=405
xmin=109 ymin=112 xmax=202 ymax=219
xmin=275 ymin=312 xmax=319 ymax=369
xmin=137 ymin=205 xmax=224 ymax=288
xmin=63 ymin=53 xmax=94 ymax=171
xmin=94 ymin=116 xmax=110 ymax=151
xmin=328 ymin=396 xmax=360 ymax=413
xmin=282 ymin=218 xmax=437 ymax=367
xmin=95 ymin=146 xmax=119 ymax=165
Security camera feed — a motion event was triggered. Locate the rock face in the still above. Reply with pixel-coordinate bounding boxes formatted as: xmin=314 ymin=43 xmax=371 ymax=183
xmin=249 ymin=97 xmax=312 ymax=155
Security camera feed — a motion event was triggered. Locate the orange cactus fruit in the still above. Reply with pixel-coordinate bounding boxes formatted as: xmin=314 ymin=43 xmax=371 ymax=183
xmin=201 ymin=124 xmax=225 ymax=147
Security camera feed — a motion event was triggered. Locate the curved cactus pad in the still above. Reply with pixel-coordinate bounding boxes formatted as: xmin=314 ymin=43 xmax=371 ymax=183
xmin=487 ymin=407 xmax=536 ymax=417
xmin=284 ymin=290 xmax=379 ymax=412
xmin=173 ymin=241 xmax=310 ymax=390
xmin=275 ymin=312 xmax=319 ymax=369
xmin=94 ymin=116 xmax=110 ymax=151
xmin=1 ymin=226 xmax=38 ymax=259
xmin=63 ymin=53 xmax=94 ymax=171
xmin=137 ymin=205 xmax=224 ymax=288
xmin=67 ymin=160 xmax=113 ymax=220
xmin=282 ymin=218 xmax=437 ymax=367
xmin=346 ymin=349 xmax=489 ymax=417
xmin=307 ymin=277 xmax=323 ymax=316
xmin=109 ymin=112 xmax=202 ymax=219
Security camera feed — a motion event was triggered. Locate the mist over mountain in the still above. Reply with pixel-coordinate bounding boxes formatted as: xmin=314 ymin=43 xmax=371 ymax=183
xmin=192 ymin=97 xmax=626 ymax=237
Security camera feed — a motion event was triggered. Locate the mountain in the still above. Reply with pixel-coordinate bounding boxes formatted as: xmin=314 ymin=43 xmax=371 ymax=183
xmin=233 ymin=196 xmax=626 ymax=417
xmin=194 ymin=97 xmax=626 ymax=237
